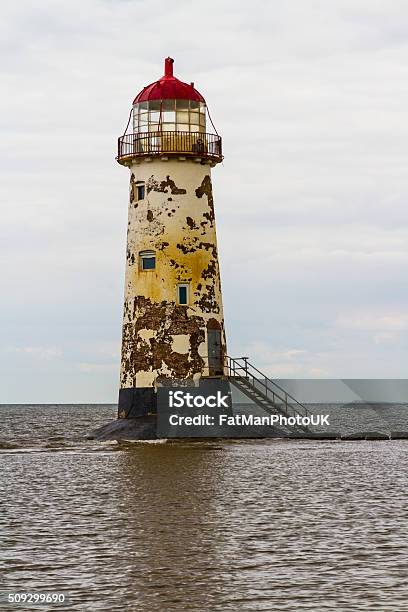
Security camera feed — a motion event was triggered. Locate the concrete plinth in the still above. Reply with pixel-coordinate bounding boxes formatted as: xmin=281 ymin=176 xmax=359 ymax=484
xmin=88 ymin=416 xmax=157 ymax=441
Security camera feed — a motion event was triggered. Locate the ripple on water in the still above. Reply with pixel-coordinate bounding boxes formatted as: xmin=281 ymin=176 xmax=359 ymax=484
xmin=1 ymin=405 xmax=408 ymax=611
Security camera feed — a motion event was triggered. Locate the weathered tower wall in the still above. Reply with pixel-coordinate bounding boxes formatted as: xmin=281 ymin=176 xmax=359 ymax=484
xmin=119 ymin=159 xmax=227 ymax=418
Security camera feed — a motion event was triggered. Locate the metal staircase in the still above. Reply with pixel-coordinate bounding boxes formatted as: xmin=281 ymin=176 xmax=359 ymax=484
xmin=226 ymin=356 xmax=311 ymax=434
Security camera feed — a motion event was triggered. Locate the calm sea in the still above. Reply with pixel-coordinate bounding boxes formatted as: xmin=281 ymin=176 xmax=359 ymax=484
xmin=1 ymin=404 xmax=408 ymax=611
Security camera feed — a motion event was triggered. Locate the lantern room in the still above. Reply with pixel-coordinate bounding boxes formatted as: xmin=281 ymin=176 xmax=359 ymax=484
xmin=117 ymin=58 xmax=222 ymax=165
xmin=132 ymin=99 xmax=207 ymax=134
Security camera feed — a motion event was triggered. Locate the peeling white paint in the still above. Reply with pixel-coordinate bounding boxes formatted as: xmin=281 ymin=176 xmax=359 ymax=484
xmin=171 ymin=334 xmax=190 ymax=354
xmin=138 ymin=329 xmax=155 ymax=341
xmin=120 ymin=157 xmax=228 ymax=389
xmin=137 ymin=369 xmax=155 ymax=387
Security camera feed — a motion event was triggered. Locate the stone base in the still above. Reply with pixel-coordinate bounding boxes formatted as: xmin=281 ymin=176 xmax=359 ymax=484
xmin=341 ymin=431 xmax=390 ymax=441
xmin=87 ymin=416 xmax=157 ymax=441
xmin=287 ymin=432 xmax=341 ymax=440
xmin=390 ymin=431 xmax=408 ymax=440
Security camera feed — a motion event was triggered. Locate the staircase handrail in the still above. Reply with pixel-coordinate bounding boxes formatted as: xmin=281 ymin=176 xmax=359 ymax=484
xmin=226 ymin=355 xmax=309 ymax=418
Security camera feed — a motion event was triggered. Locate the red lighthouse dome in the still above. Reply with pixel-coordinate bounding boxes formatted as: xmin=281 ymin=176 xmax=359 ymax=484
xmin=130 ymin=58 xmax=207 ymax=136
xmin=117 ymin=57 xmax=222 ymax=165
xmin=133 ymin=57 xmax=205 ymax=104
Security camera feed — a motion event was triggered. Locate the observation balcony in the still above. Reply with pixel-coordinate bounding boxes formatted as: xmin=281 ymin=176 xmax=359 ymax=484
xmin=117 ymin=131 xmax=223 ymax=165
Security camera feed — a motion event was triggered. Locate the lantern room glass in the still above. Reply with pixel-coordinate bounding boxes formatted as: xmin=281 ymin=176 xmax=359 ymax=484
xmin=133 ymin=100 xmax=206 ymax=134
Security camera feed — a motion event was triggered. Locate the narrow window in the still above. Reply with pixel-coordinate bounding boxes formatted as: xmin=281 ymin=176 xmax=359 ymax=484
xmin=177 ymin=283 xmax=189 ymax=305
xmin=136 ymin=183 xmax=145 ymax=201
xmin=140 ymin=250 xmax=156 ymax=270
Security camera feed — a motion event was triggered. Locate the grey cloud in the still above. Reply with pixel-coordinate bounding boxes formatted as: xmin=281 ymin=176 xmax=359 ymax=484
xmin=1 ymin=0 xmax=408 ymax=400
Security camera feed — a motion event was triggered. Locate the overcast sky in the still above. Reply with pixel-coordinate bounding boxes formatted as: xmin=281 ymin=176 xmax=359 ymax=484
xmin=1 ymin=0 xmax=408 ymax=402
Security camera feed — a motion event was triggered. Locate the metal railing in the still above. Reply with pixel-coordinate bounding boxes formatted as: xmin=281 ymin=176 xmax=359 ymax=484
xmin=117 ymin=131 xmax=223 ymax=162
xmin=227 ymin=356 xmax=310 ymax=420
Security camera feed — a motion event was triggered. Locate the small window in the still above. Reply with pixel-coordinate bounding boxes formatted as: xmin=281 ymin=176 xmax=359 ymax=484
xmin=163 ymin=110 xmax=176 ymax=123
xmin=149 ymin=100 xmax=161 ymax=112
xmin=140 ymin=250 xmax=155 ymax=270
xmin=177 ymin=283 xmax=189 ymax=305
xmin=136 ymin=183 xmax=145 ymax=201
xmin=176 ymin=99 xmax=190 ymax=110
xmin=162 ymin=99 xmax=175 ymax=111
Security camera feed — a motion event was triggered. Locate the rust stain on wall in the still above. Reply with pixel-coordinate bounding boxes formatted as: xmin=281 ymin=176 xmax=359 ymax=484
xmin=120 ymin=162 xmax=227 ymax=389
xmin=130 ymin=173 xmax=135 ymax=203
xmin=186 ymin=216 xmax=197 ymax=229
xmin=195 ymin=175 xmax=215 ymax=225
xmin=121 ymin=296 xmax=206 ymax=386
xmin=158 ymin=241 xmax=169 ymax=250
xmin=147 ymin=175 xmax=186 ymax=195
xmin=202 ymin=259 xmax=217 ymax=280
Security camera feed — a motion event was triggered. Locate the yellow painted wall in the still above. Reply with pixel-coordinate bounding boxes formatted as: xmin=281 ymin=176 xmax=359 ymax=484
xmin=120 ymin=158 xmax=227 ymax=389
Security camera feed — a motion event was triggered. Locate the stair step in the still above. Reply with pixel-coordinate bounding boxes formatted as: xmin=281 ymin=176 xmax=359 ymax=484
xmin=228 ymin=360 xmax=311 ymax=434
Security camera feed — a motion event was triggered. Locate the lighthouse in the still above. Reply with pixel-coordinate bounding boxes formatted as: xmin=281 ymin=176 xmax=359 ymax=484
xmin=116 ymin=57 xmax=229 ymax=429
xmin=88 ymin=57 xmax=314 ymax=441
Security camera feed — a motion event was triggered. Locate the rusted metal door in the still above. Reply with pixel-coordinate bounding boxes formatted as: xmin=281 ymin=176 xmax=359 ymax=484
xmin=208 ymin=328 xmax=223 ymax=375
